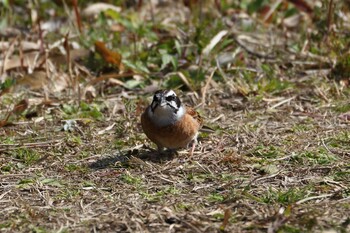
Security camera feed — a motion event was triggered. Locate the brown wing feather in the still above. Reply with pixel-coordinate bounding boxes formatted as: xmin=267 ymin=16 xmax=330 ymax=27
xmin=185 ymin=106 xmax=203 ymax=128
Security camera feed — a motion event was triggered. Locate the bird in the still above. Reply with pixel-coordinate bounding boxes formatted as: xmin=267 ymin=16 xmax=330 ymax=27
xmin=141 ymin=89 xmax=203 ymax=155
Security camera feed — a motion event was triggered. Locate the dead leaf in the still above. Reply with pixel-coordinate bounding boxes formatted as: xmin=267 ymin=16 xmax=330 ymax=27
xmin=84 ymin=85 xmax=96 ymax=102
xmin=110 ymin=24 xmax=125 ymax=32
xmin=97 ymin=123 xmax=116 ymax=135
xmin=0 ymin=41 xmax=40 ymax=52
xmin=283 ymin=14 xmax=301 ymax=28
xmin=10 ymin=70 xmax=69 ymax=93
xmin=50 ymin=72 xmax=70 ymax=93
xmin=207 ymin=208 xmax=223 ymax=216
xmin=82 ymin=3 xmax=121 ymax=17
xmin=49 ymin=48 xmax=90 ymax=66
xmin=0 ymin=52 xmax=45 ymax=72
xmin=0 ymin=44 xmax=88 ymax=74
xmin=95 ymin=41 xmax=124 ymax=70
xmin=202 ymin=30 xmax=228 ymax=56
xmin=15 ymin=71 xmax=48 ymax=91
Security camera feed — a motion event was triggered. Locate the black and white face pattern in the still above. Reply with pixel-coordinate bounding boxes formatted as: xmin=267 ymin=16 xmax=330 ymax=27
xmin=148 ymin=90 xmax=185 ymax=126
xmin=151 ymin=90 xmax=181 ymax=112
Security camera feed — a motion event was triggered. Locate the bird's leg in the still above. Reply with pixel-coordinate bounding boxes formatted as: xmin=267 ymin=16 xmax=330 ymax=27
xmin=188 ymin=137 xmax=198 ymax=156
xmin=189 ymin=143 xmax=196 ymax=156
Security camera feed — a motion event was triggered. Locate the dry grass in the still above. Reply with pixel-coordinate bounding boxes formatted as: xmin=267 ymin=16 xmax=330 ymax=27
xmin=1 ymin=90 xmax=349 ymax=232
xmin=1 ymin=0 xmax=350 ymax=232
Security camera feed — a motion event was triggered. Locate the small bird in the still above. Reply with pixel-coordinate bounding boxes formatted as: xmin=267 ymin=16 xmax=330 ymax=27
xmin=141 ymin=90 xmax=203 ymax=155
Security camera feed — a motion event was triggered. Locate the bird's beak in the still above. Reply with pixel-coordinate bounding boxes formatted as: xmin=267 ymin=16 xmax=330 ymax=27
xmin=159 ymin=97 xmax=167 ymax=107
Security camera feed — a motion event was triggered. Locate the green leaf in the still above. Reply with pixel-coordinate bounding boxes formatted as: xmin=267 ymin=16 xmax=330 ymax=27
xmin=161 ymin=53 xmax=173 ymax=70
xmin=0 ymin=78 xmax=16 ymax=91
xmin=247 ymin=0 xmax=266 ymax=14
xmin=41 ymin=178 xmax=63 ymax=187
xmin=124 ymin=79 xmax=143 ymax=89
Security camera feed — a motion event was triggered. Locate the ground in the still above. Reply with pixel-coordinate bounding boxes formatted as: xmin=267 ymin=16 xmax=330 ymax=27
xmin=0 ymin=1 xmax=349 ymax=233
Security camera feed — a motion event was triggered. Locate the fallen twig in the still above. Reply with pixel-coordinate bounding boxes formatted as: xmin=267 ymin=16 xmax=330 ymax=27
xmin=201 ymin=68 xmax=217 ymax=107
xmin=296 ymin=194 xmax=333 ymax=204
xmin=0 ymin=139 xmax=63 ymax=151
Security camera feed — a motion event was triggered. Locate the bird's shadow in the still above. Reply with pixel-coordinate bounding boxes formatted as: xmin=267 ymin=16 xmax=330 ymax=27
xmin=89 ymin=147 xmax=176 ymax=170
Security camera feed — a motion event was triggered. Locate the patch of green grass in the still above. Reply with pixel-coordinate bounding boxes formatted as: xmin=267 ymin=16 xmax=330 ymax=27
xmin=261 ymin=77 xmax=290 ymax=97
xmin=175 ymin=202 xmax=192 ymax=211
xmin=141 ymin=186 xmax=180 ymax=203
xmin=114 ymin=139 xmax=128 ymax=150
xmin=251 ymin=145 xmax=282 ymax=159
xmin=291 ymin=124 xmax=312 ymax=133
xmin=220 ymin=173 xmax=237 ymax=181
xmin=29 ymin=225 xmax=49 ymax=233
xmin=334 ymin=104 xmax=350 ymax=113
xmin=236 ymin=68 xmax=293 ymax=96
xmin=187 ymin=173 xmax=213 ymax=183
xmin=292 ymin=148 xmax=337 ymax=165
xmin=0 ymin=162 xmax=16 ymax=172
xmin=0 ymin=136 xmax=15 ymax=144
xmin=40 ymin=178 xmax=63 ymax=188
xmin=61 ymin=104 xmax=79 ymax=116
xmin=332 ymin=169 xmax=350 ymax=182
xmin=11 ymin=148 xmax=41 ymax=165
xmin=207 ymin=192 xmax=225 ymax=202
xmin=66 ymin=134 xmax=82 ymax=146
xmin=65 ymin=164 xmax=88 ymax=173
xmin=212 ymin=213 xmax=224 ymax=220
xmin=255 ymin=164 xmax=279 ymax=175
xmin=56 ymin=188 xmax=81 ymax=201
xmin=82 ymin=181 xmax=95 ymax=188
xmin=0 ymin=77 xmax=16 ymax=91
xmin=16 ymin=178 xmax=36 ymax=189
xmin=140 ymin=191 xmax=160 ymax=203
xmin=164 ymin=186 xmax=181 ymax=195
xmin=121 ymin=173 xmax=142 ymax=186
xmin=327 ymin=131 xmax=350 ymax=150
xmin=0 ymin=221 xmax=11 ymax=230
xmin=61 ymin=101 xmax=105 ymax=120
xmin=80 ymin=102 xmax=104 ymax=120
xmin=261 ymin=187 xmax=309 ymax=205
xmin=142 ymin=190 xmax=165 ymax=202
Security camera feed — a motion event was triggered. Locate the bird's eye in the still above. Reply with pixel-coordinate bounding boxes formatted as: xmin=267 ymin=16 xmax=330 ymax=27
xmin=166 ymin=95 xmax=175 ymax=102
xmin=153 ymin=95 xmax=160 ymax=102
